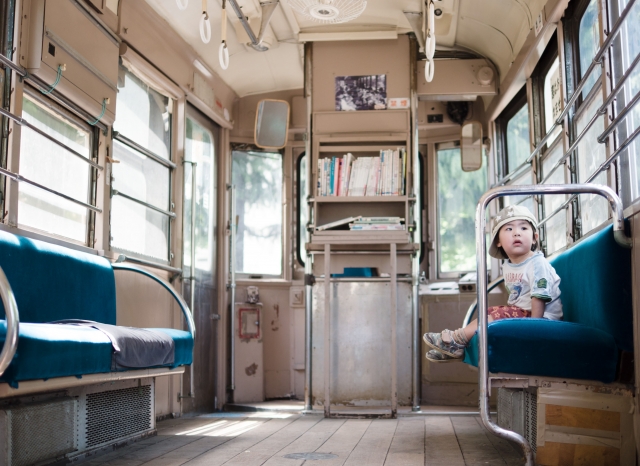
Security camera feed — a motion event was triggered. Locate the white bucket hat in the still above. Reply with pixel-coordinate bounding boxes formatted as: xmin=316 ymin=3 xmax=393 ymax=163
xmin=489 ymin=205 xmax=538 ymax=259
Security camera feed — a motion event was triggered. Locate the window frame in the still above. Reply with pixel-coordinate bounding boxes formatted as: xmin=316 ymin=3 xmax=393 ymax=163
xmin=109 ymin=63 xmax=177 ymax=265
xmin=231 ymin=146 xmax=285 ymax=279
xmin=495 ymin=87 xmax=530 ymax=178
xmin=296 ymin=151 xmax=307 ymax=268
xmin=16 ymin=86 xmax=100 ymax=247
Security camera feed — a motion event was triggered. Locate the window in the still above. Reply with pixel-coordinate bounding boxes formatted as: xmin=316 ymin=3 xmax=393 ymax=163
xmin=18 ymin=92 xmax=96 ymax=243
xmin=184 ymin=113 xmax=216 ymax=274
xmin=497 ymin=89 xmax=531 ymax=177
xmin=110 ymin=65 xmax=173 ymax=262
xmin=611 ymin=0 xmax=640 ymax=204
xmin=578 ymin=0 xmax=601 ymax=99
xmin=541 ymin=141 xmax=568 ymax=254
xmin=296 ymin=153 xmax=308 ymax=267
xmin=437 ymin=143 xmax=487 ymax=275
xmin=232 ymin=149 xmax=283 ymax=277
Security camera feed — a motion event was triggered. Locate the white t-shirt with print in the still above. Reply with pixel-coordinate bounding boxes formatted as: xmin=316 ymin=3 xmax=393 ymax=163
xmin=502 ymin=251 xmax=563 ymax=320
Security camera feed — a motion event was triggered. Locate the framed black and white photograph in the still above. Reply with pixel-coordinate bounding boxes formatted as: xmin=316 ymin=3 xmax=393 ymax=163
xmin=335 ymin=75 xmax=387 ymax=111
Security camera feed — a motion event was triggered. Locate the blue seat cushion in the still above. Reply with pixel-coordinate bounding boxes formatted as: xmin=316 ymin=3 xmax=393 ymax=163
xmin=0 ymin=231 xmax=117 ymax=324
xmin=0 ymin=322 xmax=193 ymax=386
xmin=463 ymin=319 xmax=619 ymax=383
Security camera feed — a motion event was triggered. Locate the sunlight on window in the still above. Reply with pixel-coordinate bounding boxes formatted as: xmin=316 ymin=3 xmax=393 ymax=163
xmin=184 ymin=117 xmax=215 ymax=273
xmin=437 ymin=146 xmax=487 ymax=274
xmin=19 ymin=95 xmax=91 ymax=242
xmin=542 ymin=143 xmax=567 ymax=254
xmin=232 ymin=150 xmax=283 ymax=276
xmin=506 ymin=104 xmax=531 ymax=172
xmin=579 ymin=0 xmax=601 ymax=98
xmin=298 ymin=154 xmax=308 ymax=265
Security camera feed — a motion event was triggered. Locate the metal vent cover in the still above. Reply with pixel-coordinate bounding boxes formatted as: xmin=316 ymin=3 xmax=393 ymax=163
xmin=84 ymin=385 xmax=152 ymax=448
xmin=7 ymin=399 xmax=78 ymax=466
xmin=497 ymin=388 xmax=537 ymax=452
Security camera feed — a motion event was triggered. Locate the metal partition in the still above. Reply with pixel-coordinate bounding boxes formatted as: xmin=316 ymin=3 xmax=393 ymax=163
xmin=474 ymin=183 xmax=631 ymax=466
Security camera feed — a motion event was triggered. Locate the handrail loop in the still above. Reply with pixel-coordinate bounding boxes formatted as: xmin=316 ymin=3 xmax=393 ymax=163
xmin=475 ymin=184 xmax=630 ymax=466
xmin=0 ymin=267 xmax=20 ymax=378
xmin=111 ymin=262 xmax=195 ymax=339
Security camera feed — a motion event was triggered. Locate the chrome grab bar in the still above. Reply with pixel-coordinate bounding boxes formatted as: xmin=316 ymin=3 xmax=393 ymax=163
xmin=475 ymin=184 xmax=630 ymax=466
xmin=111 ymin=263 xmax=195 ymax=340
xmin=0 ymin=267 xmax=19 ymax=378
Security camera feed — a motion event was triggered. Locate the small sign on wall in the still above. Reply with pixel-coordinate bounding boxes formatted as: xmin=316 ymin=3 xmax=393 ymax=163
xmin=388 ymin=97 xmax=410 ymax=109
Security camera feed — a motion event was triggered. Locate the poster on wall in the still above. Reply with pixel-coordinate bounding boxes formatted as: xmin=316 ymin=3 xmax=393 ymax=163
xmin=335 ymin=75 xmax=387 ymax=111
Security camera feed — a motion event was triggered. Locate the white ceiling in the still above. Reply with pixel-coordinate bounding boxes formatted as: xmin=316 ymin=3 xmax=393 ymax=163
xmin=146 ymin=0 xmax=548 ymax=98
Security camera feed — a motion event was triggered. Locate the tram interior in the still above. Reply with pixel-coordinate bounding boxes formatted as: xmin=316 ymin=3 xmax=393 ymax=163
xmin=0 ymin=0 xmax=639 ymax=464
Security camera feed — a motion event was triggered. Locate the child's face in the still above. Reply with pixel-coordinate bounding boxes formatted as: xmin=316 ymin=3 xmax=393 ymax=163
xmin=496 ymin=219 xmax=538 ymax=263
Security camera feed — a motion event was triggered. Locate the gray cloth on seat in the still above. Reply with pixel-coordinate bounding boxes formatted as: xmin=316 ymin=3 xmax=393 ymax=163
xmin=51 ymin=320 xmax=175 ymax=370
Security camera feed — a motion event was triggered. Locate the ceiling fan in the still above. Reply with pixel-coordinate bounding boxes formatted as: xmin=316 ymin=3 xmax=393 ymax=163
xmin=287 ymin=0 xmax=367 ymax=24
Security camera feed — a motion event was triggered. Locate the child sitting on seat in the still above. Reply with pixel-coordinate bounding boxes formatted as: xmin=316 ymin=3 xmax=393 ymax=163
xmin=424 ymin=205 xmax=563 ymax=363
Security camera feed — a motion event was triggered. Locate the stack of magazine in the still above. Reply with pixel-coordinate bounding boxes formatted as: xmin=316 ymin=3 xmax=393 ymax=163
xmin=349 ymin=217 xmax=405 ymax=231
xmin=317 ymin=148 xmax=406 ymax=197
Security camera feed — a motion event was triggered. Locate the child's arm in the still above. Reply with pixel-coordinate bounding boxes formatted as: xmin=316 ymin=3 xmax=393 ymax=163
xmin=531 ymin=297 xmax=545 ymax=318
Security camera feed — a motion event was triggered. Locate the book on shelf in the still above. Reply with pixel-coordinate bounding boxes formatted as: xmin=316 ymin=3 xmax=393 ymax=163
xmin=354 ymin=217 xmax=404 ymax=224
xmin=316 ymin=148 xmax=406 ymax=197
xmin=349 ymin=223 xmax=405 ymax=231
xmin=315 ymin=216 xmax=362 ymax=231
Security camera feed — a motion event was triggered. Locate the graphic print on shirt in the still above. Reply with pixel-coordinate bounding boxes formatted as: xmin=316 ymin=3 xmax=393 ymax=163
xmin=505 ymin=272 xmax=524 ymax=305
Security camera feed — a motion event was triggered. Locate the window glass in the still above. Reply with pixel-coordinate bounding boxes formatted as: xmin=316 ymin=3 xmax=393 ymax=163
xmin=576 ymin=93 xmax=609 ymax=233
xmin=113 ymin=66 xmax=172 ymax=159
xmin=506 ymin=104 xmax=531 ymax=172
xmin=232 ymin=150 xmax=283 ymax=276
xmin=579 ymin=0 xmax=602 ymax=98
xmin=542 ymin=143 xmax=567 ymax=253
xmin=503 ymin=169 xmax=534 ymax=209
xmin=111 ymin=66 xmax=173 ymax=261
xmin=184 ymin=117 xmax=215 ymax=273
xmin=111 ymin=140 xmax=170 ymax=210
xmin=437 ymin=145 xmax=487 ymax=274
xmin=19 ymin=94 xmax=92 ymax=242
xmin=614 ymin=0 xmax=640 ymax=203
xmin=543 ymin=57 xmax=563 ymax=139
xmin=298 ymin=154 xmax=308 ymax=266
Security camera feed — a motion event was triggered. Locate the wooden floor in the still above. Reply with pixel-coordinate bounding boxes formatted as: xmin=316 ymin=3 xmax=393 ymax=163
xmin=79 ymin=412 xmax=524 ymax=466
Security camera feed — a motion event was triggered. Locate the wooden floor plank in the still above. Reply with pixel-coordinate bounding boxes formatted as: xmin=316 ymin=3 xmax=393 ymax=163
xmin=383 ymin=419 xmax=425 ymax=466
xmin=451 ymin=416 xmax=507 ymax=465
xmin=424 ymin=416 xmax=465 ymax=466
xmin=304 ymin=419 xmax=372 ymax=466
xmin=182 ymin=417 xmax=297 ymax=466
xmin=221 ymin=416 xmax=321 ymax=465
xmin=262 ymin=418 xmax=346 ymax=466
xmin=342 ymin=419 xmax=398 ymax=466
xmin=472 ymin=417 xmax=524 ymax=465
xmin=105 ymin=437 xmax=203 ymax=466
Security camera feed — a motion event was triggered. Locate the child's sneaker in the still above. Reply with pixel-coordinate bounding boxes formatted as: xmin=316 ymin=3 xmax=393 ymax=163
xmin=423 ymin=330 xmax=466 ymax=358
xmin=426 ymin=349 xmax=461 ymax=363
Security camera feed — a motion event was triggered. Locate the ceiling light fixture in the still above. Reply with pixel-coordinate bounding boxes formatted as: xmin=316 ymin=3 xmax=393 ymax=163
xmin=288 ymin=0 xmax=367 ymax=24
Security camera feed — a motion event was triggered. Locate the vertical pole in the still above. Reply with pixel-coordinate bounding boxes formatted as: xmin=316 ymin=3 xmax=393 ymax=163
xmin=390 ymin=242 xmax=397 ymax=417
xmin=228 ymin=184 xmax=237 ymax=396
xmin=324 ymin=243 xmax=331 ymax=417
xmin=409 ymin=36 xmax=422 ymax=412
xmin=304 ymin=42 xmax=314 ymax=412
xmin=189 ymin=162 xmax=197 ymax=397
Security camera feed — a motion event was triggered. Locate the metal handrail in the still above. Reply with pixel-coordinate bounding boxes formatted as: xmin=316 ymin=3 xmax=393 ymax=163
xmin=0 ymin=166 xmax=102 ymax=213
xmin=0 ymin=107 xmax=103 ymax=171
xmin=113 ymin=133 xmax=176 ymax=170
xmin=0 ymin=267 xmax=19 ymax=378
xmin=475 ymin=184 xmax=630 ymax=466
xmin=462 ymin=277 xmax=505 ymax=328
xmin=111 ymin=263 xmax=195 ymax=339
xmin=111 ymin=189 xmax=176 ymax=219
xmin=492 ymin=0 xmax=638 ymax=188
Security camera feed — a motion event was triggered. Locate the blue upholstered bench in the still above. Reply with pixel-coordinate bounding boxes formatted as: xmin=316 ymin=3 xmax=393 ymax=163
xmin=464 ymin=224 xmax=632 ymax=383
xmin=0 ymin=230 xmax=194 ymax=388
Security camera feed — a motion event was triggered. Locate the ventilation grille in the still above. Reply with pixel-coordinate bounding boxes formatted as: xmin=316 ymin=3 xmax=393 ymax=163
xmin=497 ymin=388 xmax=537 ymax=453
xmin=524 ymin=390 xmax=537 ymax=453
xmin=10 ymin=400 xmax=77 ymax=466
xmin=86 ymin=385 xmax=152 ymax=448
